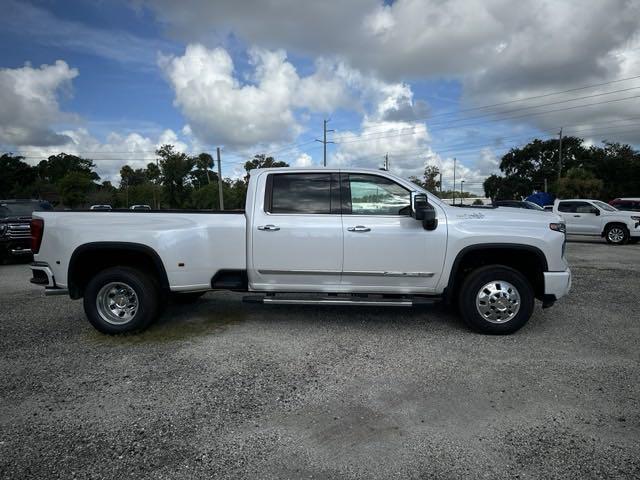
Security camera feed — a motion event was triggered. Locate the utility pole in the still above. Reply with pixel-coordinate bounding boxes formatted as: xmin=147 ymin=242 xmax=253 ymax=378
xmin=216 ymin=147 xmax=224 ymax=210
xmin=439 ymin=172 xmax=443 ymax=195
xmin=384 ymin=153 xmax=389 ymax=171
xmin=558 ymin=127 xmax=563 ymax=181
xmin=452 ymin=157 xmax=457 ymax=205
xmin=460 ymin=180 xmax=465 ymax=205
xmin=315 ymin=119 xmax=334 ymax=167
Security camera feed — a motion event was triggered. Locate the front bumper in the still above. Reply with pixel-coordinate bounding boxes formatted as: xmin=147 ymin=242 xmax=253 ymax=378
xmin=544 ymin=269 xmax=572 ymax=301
xmin=1 ymin=238 xmax=32 ymax=256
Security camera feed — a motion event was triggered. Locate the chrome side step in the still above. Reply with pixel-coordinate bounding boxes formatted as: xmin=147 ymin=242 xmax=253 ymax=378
xmin=243 ymin=295 xmax=438 ymax=307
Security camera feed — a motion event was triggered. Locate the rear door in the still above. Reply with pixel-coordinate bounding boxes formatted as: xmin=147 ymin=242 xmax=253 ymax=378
xmin=250 ymin=172 xmax=343 ymax=291
xmin=340 ymin=173 xmax=447 ymax=293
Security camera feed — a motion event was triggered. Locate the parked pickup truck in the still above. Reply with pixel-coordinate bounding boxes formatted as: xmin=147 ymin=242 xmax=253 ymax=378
xmin=30 ymin=168 xmax=571 ymax=335
xmin=553 ymin=199 xmax=640 ymax=245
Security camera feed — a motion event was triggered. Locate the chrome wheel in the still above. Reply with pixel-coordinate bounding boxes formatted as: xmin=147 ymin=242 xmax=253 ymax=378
xmin=96 ymin=282 xmax=139 ymax=325
xmin=607 ymin=227 xmax=625 ymax=243
xmin=475 ymin=280 xmax=521 ymax=324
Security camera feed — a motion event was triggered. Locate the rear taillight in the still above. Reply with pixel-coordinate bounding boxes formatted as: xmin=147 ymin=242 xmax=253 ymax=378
xmin=31 ymin=218 xmax=44 ymax=254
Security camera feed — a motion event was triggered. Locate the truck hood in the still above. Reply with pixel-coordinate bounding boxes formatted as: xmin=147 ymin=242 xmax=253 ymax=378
xmin=450 ymin=206 xmax=562 ymax=225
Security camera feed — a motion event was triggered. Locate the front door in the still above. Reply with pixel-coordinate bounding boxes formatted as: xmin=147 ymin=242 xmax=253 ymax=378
xmin=340 ymin=173 xmax=447 ymax=293
xmin=559 ymin=201 xmax=601 ymax=234
xmin=250 ymin=172 xmax=343 ymax=291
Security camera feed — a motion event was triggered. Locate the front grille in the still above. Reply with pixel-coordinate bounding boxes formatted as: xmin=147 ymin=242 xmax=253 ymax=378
xmin=6 ymin=223 xmax=31 ymax=239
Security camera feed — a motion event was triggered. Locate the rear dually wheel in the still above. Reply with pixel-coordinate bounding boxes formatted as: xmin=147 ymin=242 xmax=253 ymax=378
xmin=83 ymin=266 xmax=160 ymax=334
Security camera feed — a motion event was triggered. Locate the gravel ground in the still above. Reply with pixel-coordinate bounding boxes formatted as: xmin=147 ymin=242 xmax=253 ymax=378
xmin=1 ymin=239 xmax=639 ymax=479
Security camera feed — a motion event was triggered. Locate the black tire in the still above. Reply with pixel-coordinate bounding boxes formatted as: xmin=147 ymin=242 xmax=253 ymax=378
xmin=83 ymin=266 xmax=160 ymax=334
xmin=604 ymin=224 xmax=629 ymax=245
xmin=458 ymin=265 xmax=535 ymax=335
xmin=171 ymin=291 xmax=206 ymax=304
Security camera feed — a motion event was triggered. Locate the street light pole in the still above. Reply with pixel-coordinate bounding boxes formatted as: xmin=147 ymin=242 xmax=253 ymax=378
xmin=460 ymin=180 xmax=465 ymax=205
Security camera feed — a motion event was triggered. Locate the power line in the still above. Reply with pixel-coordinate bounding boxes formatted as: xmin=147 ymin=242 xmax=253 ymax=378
xmin=331 ymin=94 xmax=640 ymax=146
xmin=324 ymin=73 xmax=640 ymax=134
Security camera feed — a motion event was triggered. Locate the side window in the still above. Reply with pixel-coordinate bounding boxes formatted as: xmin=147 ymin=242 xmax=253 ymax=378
xmin=575 ymin=202 xmax=597 ymax=214
xmin=558 ymin=202 xmax=575 ymax=213
xmin=267 ymin=173 xmax=336 ymax=214
xmin=346 ymin=174 xmax=411 ymax=215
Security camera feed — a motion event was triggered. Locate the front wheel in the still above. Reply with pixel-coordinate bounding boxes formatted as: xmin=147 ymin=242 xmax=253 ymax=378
xmin=458 ymin=265 xmax=535 ymax=335
xmin=83 ymin=267 xmax=160 ymax=334
xmin=605 ymin=224 xmax=629 ymax=245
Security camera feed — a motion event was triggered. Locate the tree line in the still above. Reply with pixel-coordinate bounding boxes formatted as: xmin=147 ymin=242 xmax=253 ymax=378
xmin=0 ymin=146 xmax=288 ymax=209
xmin=483 ymin=137 xmax=640 ymax=201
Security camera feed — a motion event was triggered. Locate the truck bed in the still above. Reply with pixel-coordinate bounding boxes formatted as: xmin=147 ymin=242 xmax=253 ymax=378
xmin=34 ymin=210 xmax=247 ymax=291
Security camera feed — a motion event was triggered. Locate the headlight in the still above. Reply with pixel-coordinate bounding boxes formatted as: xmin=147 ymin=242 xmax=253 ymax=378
xmin=549 ymin=222 xmax=566 ymax=233
xmin=631 ymin=216 xmax=640 ymax=222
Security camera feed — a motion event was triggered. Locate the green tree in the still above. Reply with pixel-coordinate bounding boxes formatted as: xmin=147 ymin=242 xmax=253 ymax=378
xmin=556 ymin=168 xmax=603 ymax=199
xmin=0 ymin=154 xmax=38 ymax=198
xmin=156 ymin=144 xmax=196 ymax=208
xmin=38 ymin=153 xmax=99 ymax=184
xmin=244 ymin=154 xmax=288 ymax=182
xmin=483 ymin=174 xmax=530 ymax=200
xmin=410 ymin=165 xmax=440 ymax=192
xmin=58 ymin=172 xmax=94 ymax=208
xmin=194 ymin=153 xmax=215 ymax=186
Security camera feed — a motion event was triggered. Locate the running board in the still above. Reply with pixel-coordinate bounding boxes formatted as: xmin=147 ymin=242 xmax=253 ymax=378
xmin=242 ymin=295 xmax=438 ymax=307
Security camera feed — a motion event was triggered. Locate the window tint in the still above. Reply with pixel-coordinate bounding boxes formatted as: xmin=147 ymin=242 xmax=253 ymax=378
xmin=268 ymin=173 xmax=332 ymax=214
xmin=347 ymin=174 xmax=410 ymax=215
xmin=557 ymin=202 xmax=575 ymax=213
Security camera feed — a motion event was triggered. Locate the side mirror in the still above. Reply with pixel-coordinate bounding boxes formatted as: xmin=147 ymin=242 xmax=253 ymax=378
xmin=412 ymin=192 xmax=438 ymax=231
xmin=594 ymin=209 xmax=600 ymax=216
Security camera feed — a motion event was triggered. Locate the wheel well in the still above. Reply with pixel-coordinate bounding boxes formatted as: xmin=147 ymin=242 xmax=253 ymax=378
xmin=68 ymin=243 xmax=169 ymax=299
xmin=601 ymin=222 xmax=628 ymax=237
xmin=446 ymin=245 xmax=547 ymax=301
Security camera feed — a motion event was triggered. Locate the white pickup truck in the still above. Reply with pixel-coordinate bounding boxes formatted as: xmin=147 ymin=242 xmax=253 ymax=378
xmin=553 ymin=199 xmax=640 ymax=245
xmin=29 ymin=168 xmax=571 ymax=335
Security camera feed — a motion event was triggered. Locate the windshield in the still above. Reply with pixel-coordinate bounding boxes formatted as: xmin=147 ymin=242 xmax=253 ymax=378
xmin=524 ymin=201 xmax=545 ymax=211
xmin=0 ymin=201 xmax=52 ymax=218
xmin=593 ymin=200 xmax=617 ymax=212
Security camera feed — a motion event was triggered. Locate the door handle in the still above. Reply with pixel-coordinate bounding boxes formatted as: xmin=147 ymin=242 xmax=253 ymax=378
xmin=258 ymin=224 xmax=280 ymax=231
xmin=573 ymin=215 xmax=581 ymax=217
xmin=347 ymin=225 xmax=371 ymax=232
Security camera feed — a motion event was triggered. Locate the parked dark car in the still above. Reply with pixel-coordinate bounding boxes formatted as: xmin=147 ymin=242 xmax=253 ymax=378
xmin=609 ymin=198 xmax=640 ymax=212
xmin=0 ymin=199 xmax=53 ymax=262
xmin=493 ymin=200 xmax=546 ymax=211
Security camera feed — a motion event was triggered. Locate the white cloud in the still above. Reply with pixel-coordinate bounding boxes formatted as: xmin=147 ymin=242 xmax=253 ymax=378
xmin=294 ymin=152 xmax=313 ymax=167
xmin=142 ymin=0 xmax=640 ymax=143
xmin=158 ymin=44 xmax=424 ymax=149
xmin=160 ymin=45 xmax=305 ymax=148
xmin=0 ymin=60 xmax=78 ymax=147
xmin=16 ymin=128 xmax=189 ymax=185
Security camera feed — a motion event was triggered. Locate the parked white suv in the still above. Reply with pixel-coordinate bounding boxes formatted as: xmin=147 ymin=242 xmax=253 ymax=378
xmin=553 ymin=199 xmax=640 ymax=245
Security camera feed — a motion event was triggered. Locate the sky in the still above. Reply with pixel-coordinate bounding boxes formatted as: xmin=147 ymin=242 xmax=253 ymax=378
xmin=1 ymin=0 xmax=639 ymax=193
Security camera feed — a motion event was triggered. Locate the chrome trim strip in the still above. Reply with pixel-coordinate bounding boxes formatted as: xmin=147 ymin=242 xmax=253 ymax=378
xmin=263 ymin=298 xmax=413 ymax=307
xmin=344 ymin=271 xmax=435 ymax=278
xmin=259 ymin=269 xmax=340 ymax=275
xmin=258 ymin=269 xmax=434 ymax=277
